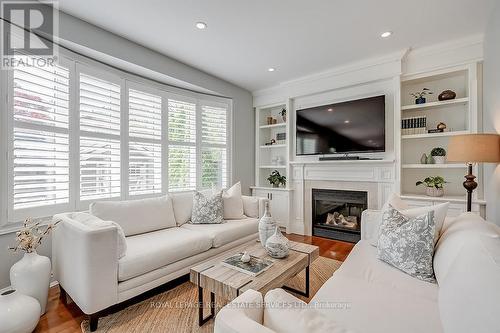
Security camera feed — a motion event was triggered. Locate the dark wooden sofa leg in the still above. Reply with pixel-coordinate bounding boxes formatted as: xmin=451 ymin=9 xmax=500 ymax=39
xmin=89 ymin=314 xmax=99 ymax=332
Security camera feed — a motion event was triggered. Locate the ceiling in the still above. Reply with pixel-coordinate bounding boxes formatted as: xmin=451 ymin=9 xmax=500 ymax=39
xmin=58 ymin=0 xmax=495 ymax=92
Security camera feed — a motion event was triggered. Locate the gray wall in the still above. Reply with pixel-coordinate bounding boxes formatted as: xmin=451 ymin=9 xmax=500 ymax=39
xmin=0 ymin=11 xmax=254 ymax=289
xmin=483 ymin=3 xmax=500 ymax=224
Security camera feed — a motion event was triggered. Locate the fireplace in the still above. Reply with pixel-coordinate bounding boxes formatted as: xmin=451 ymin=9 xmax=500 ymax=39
xmin=312 ymin=189 xmax=367 ymax=243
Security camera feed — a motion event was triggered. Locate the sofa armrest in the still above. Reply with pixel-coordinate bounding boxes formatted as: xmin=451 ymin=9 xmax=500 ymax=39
xmin=242 ymin=195 xmax=269 ymax=218
xmin=52 ymin=213 xmax=119 ymax=314
xmin=215 ymin=289 xmax=275 ymax=333
xmin=361 ymin=209 xmax=382 ymax=241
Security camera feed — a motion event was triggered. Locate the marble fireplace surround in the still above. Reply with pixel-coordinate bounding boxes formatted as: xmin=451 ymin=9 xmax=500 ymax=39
xmin=290 ymin=160 xmax=395 ymax=235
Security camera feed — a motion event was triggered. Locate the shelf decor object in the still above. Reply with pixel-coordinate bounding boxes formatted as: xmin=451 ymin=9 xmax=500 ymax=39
xmin=416 ymin=176 xmax=447 ymax=197
xmin=447 ymin=134 xmax=500 ymax=211
xmin=410 ymin=88 xmax=433 ymax=104
xmin=438 ymin=89 xmax=456 ymax=101
xmin=430 ymin=147 xmax=447 ymax=164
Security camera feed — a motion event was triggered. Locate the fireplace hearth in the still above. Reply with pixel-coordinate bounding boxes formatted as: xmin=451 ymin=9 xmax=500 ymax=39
xmin=312 ymin=189 xmax=367 ymax=243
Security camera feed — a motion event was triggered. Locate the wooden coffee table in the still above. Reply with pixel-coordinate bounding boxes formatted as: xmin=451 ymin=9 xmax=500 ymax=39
xmin=190 ymin=239 xmax=319 ymax=326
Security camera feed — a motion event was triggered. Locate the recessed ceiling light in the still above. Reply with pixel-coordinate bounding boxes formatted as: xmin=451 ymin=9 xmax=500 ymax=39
xmin=344 ymin=120 xmax=350 ymax=124
xmin=327 ymin=108 xmax=333 ymax=112
xmin=380 ymin=31 xmax=392 ymax=38
xmin=195 ymin=22 xmax=207 ymax=30
xmin=267 ymin=67 xmax=275 ymax=72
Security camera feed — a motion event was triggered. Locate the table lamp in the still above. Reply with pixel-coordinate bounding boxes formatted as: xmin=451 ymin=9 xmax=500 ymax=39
xmin=447 ymin=134 xmax=500 ymax=211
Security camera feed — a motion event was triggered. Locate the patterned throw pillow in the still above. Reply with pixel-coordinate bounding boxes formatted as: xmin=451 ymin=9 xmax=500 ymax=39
xmin=377 ymin=205 xmax=436 ymax=283
xmin=191 ymin=191 xmax=224 ymax=224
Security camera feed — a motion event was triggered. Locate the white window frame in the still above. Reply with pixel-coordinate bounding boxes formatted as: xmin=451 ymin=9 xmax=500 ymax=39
xmin=0 ymin=47 xmax=233 ymax=228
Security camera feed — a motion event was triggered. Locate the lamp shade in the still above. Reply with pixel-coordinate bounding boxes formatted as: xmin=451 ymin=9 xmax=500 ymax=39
xmin=447 ymin=134 xmax=500 ymax=163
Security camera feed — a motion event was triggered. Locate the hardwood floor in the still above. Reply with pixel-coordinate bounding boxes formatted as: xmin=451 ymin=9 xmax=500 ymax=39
xmin=34 ymin=235 xmax=354 ymax=333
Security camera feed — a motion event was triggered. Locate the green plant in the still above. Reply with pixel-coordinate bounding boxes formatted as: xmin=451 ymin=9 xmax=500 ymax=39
xmin=279 ymin=108 xmax=286 ymax=117
xmin=267 ymin=170 xmax=286 ymax=187
xmin=416 ymin=176 xmax=447 ymax=189
xmin=410 ymin=88 xmax=433 ymax=99
xmin=430 ymin=147 xmax=446 ymax=156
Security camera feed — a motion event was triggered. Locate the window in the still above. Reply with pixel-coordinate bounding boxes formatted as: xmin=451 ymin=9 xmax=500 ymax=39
xmin=167 ymin=97 xmax=197 ymax=191
xmin=128 ymin=88 xmax=162 ymax=196
xmin=10 ymin=58 xmax=70 ymax=215
xmin=201 ymin=102 xmax=228 ymax=189
xmin=79 ymin=72 xmax=121 ymax=201
xmin=3 ymin=50 xmax=231 ymax=224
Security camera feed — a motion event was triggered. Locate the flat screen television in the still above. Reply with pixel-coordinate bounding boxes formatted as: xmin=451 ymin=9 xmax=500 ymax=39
xmin=296 ymin=95 xmax=385 ymax=155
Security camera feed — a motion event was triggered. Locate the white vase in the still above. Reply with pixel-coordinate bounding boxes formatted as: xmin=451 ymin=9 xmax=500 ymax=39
xmin=0 ymin=289 xmax=40 ymax=333
xmin=433 ymin=156 xmax=446 ymax=164
xmin=426 ymin=187 xmax=444 ymax=197
xmin=10 ymin=252 xmax=51 ymax=315
xmin=258 ymin=201 xmax=277 ymax=247
xmin=265 ymin=226 xmax=290 ymax=259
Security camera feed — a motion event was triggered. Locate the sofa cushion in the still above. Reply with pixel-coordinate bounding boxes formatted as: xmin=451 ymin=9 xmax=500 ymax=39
xmin=311 ymin=241 xmax=441 ymax=333
xmin=223 ymin=182 xmax=246 ymax=219
xmin=118 ymin=227 xmax=212 ymax=281
xmin=90 ymin=196 xmax=176 ymax=236
xmin=181 ymin=218 xmax=259 ymax=247
xmin=191 ymin=191 xmax=224 ymax=224
xmin=377 ymin=206 xmax=436 ymax=283
xmin=438 ymin=234 xmax=500 ymax=333
xmin=311 ymin=273 xmax=442 ymax=333
xmin=334 ymin=241 xmax=438 ymax=298
xmin=71 ymin=212 xmax=127 ymax=259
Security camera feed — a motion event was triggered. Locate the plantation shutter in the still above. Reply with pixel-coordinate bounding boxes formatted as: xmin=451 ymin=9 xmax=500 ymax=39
xmin=79 ymin=72 xmax=121 ymax=201
xmin=201 ymin=103 xmax=228 ymax=189
xmin=128 ymin=88 xmax=162 ymax=196
xmin=167 ymin=98 xmax=197 ymax=191
xmin=11 ymin=61 xmax=70 ymax=211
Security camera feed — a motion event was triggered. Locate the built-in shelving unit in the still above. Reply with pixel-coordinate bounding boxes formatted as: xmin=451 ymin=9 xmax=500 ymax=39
xmin=399 ymin=64 xmax=483 ymax=210
xmin=253 ymin=101 xmax=292 ymax=231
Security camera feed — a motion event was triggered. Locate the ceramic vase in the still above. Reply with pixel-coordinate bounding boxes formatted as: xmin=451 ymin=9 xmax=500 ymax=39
xmin=258 ymin=201 xmax=276 ymax=247
xmin=426 ymin=155 xmax=434 ymax=164
xmin=426 ymin=187 xmax=444 ymax=197
xmin=420 ymin=153 xmax=427 ymax=164
xmin=10 ymin=252 xmax=51 ymax=315
xmin=265 ymin=226 xmax=290 ymax=259
xmin=0 ymin=289 xmax=40 ymax=333
xmin=433 ymin=156 xmax=446 ymax=164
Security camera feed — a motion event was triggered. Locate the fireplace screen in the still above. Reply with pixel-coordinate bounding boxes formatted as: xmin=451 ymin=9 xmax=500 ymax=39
xmin=312 ymin=189 xmax=367 ymax=242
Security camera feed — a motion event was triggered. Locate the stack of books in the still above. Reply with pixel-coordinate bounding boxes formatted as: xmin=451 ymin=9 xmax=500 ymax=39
xmin=402 ymin=116 xmax=427 ymax=135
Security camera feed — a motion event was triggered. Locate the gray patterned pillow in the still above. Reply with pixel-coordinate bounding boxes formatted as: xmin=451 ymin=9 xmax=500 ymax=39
xmin=377 ymin=205 xmax=436 ymax=283
xmin=191 ymin=191 xmax=224 ymax=224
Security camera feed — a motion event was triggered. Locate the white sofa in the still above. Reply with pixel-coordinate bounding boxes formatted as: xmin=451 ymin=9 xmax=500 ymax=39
xmin=52 ymin=192 xmax=266 ymax=331
xmin=215 ymin=211 xmax=500 ymax=333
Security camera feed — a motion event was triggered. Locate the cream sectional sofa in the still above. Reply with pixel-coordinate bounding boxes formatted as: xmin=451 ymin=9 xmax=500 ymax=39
xmin=215 ymin=211 xmax=500 ymax=333
xmin=52 ymin=191 xmax=266 ymax=331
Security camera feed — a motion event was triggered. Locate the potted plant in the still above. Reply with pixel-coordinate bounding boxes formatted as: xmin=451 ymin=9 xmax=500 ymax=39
xmin=410 ymin=88 xmax=433 ymax=104
xmin=430 ymin=147 xmax=447 ymax=164
xmin=279 ymin=108 xmax=287 ymax=122
xmin=267 ymin=170 xmax=286 ymax=188
xmin=416 ymin=176 xmax=447 ymax=197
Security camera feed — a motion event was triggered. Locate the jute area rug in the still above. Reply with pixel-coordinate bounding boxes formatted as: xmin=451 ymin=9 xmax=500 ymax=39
xmin=81 ymin=256 xmax=342 ymax=333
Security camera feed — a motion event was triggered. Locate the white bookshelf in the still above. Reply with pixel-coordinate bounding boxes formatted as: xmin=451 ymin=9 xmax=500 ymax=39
xmin=253 ymin=101 xmax=292 ymax=232
xmin=399 ymin=64 xmax=482 ymax=204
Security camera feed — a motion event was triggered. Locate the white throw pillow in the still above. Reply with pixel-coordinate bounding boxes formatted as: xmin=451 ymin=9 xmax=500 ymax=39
xmin=222 ymin=182 xmax=246 ymax=219
xmin=71 ymin=212 xmax=127 ymax=258
xmin=89 ymin=195 xmax=176 ymax=236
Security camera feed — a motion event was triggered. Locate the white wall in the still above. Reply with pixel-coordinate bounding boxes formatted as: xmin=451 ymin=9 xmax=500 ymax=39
xmin=0 ymin=10 xmax=254 ymax=289
xmin=483 ymin=3 xmax=500 ymax=224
